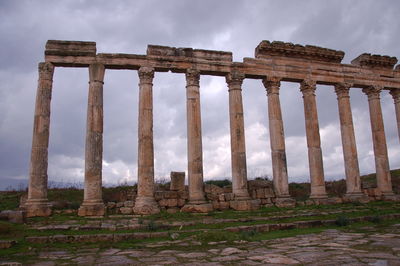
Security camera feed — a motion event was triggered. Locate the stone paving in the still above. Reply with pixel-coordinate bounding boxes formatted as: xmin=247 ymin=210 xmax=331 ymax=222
xmin=2 ymin=224 xmax=400 ymax=265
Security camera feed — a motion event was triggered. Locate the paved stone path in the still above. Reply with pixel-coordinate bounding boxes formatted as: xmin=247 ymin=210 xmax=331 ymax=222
xmin=2 ymin=224 xmax=400 ymax=265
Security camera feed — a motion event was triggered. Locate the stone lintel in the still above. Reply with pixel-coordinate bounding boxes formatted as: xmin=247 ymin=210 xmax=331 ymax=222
xmin=147 ymin=45 xmax=232 ymax=62
xmin=255 ymin=40 xmax=344 ymax=63
xmin=351 ymin=53 xmax=398 ymax=70
xmin=45 ymin=40 xmax=96 ymax=57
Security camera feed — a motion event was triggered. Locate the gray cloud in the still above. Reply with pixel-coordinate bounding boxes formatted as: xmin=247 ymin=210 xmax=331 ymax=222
xmin=0 ymin=0 xmax=399 ymax=189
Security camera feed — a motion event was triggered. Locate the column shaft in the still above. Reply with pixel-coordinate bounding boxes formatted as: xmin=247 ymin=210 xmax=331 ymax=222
xmin=263 ymin=77 xmax=290 ymax=198
xmin=334 ymin=83 xmax=362 ymax=196
xmin=133 ymin=67 xmax=160 ymax=214
xmin=185 ymin=69 xmax=206 ymax=203
xmin=78 ymin=63 xmax=106 ymax=216
xmin=26 ymin=62 xmax=54 ymax=217
xmin=300 ymin=80 xmax=327 ymax=198
xmin=363 ymin=86 xmax=393 ymax=195
xmin=390 ymin=89 xmax=400 ymax=143
xmin=226 ymin=71 xmax=250 ymax=199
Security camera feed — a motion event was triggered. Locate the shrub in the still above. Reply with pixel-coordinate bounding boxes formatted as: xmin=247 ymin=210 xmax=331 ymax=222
xmin=335 ymin=216 xmax=349 ymax=226
xmin=147 ymin=220 xmax=159 ymax=231
xmin=205 ymin=179 xmax=232 ymax=188
xmin=370 ymin=215 xmax=382 ymax=224
xmin=0 ymin=222 xmax=12 ymax=235
xmin=239 ymin=229 xmax=258 ymax=240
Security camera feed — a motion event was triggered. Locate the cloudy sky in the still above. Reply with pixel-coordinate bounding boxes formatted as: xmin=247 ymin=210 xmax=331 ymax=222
xmin=0 ymin=0 xmax=399 ymax=189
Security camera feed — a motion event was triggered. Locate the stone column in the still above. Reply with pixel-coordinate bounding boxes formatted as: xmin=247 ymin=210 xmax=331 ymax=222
xmin=226 ymin=71 xmax=259 ymax=211
xmin=362 ymin=86 xmax=394 ymax=196
xmin=300 ymin=80 xmax=327 ymax=199
xmin=334 ymin=83 xmax=363 ymax=199
xmin=262 ymin=77 xmax=290 ymax=198
xmin=389 ymin=89 xmax=400 ymax=143
xmin=181 ymin=69 xmax=212 ymax=213
xmin=133 ymin=67 xmax=160 ymax=215
xmin=226 ymin=71 xmax=249 ymax=199
xmin=78 ymin=63 xmax=106 ymax=216
xmin=25 ymin=62 xmax=54 ymax=217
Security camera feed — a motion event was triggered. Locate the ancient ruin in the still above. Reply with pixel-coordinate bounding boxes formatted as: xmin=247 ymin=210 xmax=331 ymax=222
xmin=24 ymin=40 xmax=400 ymax=217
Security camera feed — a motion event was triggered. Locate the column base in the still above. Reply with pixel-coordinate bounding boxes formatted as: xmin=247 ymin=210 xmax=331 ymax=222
xmin=310 ymin=184 xmax=327 ymax=199
xmin=25 ymin=199 xmax=52 ymax=217
xmin=381 ymin=192 xmax=400 ymax=202
xmin=309 ymin=193 xmax=328 ymax=199
xmin=181 ymin=202 xmax=213 ymax=213
xmin=343 ymin=192 xmax=370 ymax=203
xmin=233 ymin=188 xmax=251 ymax=200
xmin=230 ymin=199 xmax=260 ymax=211
xmin=274 ymin=197 xmax=296 ymax=208
xmin=133 ymin=196 xmax=160 ymax=215
xmin=78 ymin=202 xmax=105 ymax=217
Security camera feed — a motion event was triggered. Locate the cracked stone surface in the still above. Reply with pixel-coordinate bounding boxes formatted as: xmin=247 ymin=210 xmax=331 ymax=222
xmin=1 ymin=224 xmax=400 ymax=265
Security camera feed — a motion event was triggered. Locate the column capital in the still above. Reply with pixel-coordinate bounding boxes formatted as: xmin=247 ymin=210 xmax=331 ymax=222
xmin=226 ymin=70 xmax=245 ymax=90
xmin=300 ymin=79 xmax=316 ymax=96
xmin=263 ymin=77 xmax=281 ymax=95
xmin=185 ymin=69 xmax=200 ymax=87
xmin=334 ymin=83 xmax=352 ymax=98
xmin=89 ymin=63 xmax=105 ymax=84
xmin=389 ymin=89 xmax=400 ymax=104
xmin=138 ymin=67 xmax=155 ymax=84
xmin=38 ymin=62 xmax=54 ymax=81
xmin=362 ymin=85 xmax=382 ymax=100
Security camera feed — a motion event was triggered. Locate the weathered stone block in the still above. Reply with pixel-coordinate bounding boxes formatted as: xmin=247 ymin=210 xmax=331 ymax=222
xmin=177 ymin=190 xmax=189 ymax=199
xmin=260 ymin=198 xmax=272 ymax=205
xmin=212 ymin=201 xmax=219 ymax=210
xmin=147 ymin=45 xmax=232 ymax=63
xmin=204 ymin=184 xmax=224 ymax=194
xmin=255 ymin=40 xmax=344 ymax=63
xmin=223 ymin=186 xmax=232 ymax=193
xmin=264 ymin=188 xmax=275 ymax=198
xmin=124 ymin=201 xmax=134 ymax=207
xmin=0 ymin=210 xmax=26 ymax=224
xmin=219 ymin=202 xmax=230 ymax=210
xmin=275 ymin=197 xmax=296 ymax=208
xmin=177 ymin=198 xmax=186 ymax=207
xmin=218 ymin=194 xmax=226 ymax=202
xmin=159 ymin=198 xmax=178 ymax=207
xmin=116 ymin=202 xmax=124 ymax=208
xmin=119 ymin=207 xmax=133 ymax=214
xmin=229 ymin=199 xmax=260 ymax=211
xmin=25 ymin=203 xmax=52 ymax=218
xmin=255 ymin=188 xmax=266 ymax=199
xmin=78 ymin=204 xmax=105 ymax=216
xmin=45 ymin=40 xmax=96 ymax=57
xmin=247 ymin=179 xmax=272 ymax=190
xmin=154 ymin=191 xmax=164 ymax=201
xmin=163 ymin=191 xmax=178 ymax=199
xmin=181 ymin=203 xmax=213 ymax=213
xmin=107 ymin=202 xmax=116 ymax=209
xmin=170 ymin=172 xmax=185 ymax=191
xmin=206 ymin=193 xmax=219 ymax=201
xmin=0 ymin=240 xmax=16 ymax=249
xmin=166 ymin=207 xmax=179 ymax=214
xmin=224 ymin=193 xmax=234 ymax=201
xmin=351 ymin=53 xmax=397 ymax=70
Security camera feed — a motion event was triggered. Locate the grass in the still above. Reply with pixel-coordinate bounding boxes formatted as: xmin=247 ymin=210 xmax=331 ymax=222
xmin=0 ymin=217 xmax=399 ymax=263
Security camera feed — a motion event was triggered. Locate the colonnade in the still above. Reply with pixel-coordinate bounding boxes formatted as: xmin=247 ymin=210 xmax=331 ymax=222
xmin=24 ymin=40 xmax=399 ymax=217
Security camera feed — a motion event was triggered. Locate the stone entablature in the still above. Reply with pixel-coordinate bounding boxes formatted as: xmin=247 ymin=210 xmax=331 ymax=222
xmin=25 ymin=39 xmax=400 ymax=217
xmin=351 ymin=53 xmax=398 ymax=70
xmin=255 ymin=40 xmax=345 ymax=63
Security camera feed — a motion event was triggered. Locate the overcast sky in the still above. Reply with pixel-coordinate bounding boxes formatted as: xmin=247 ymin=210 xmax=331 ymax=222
xmin=0 ymin=0 xmax=399 ymax=190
